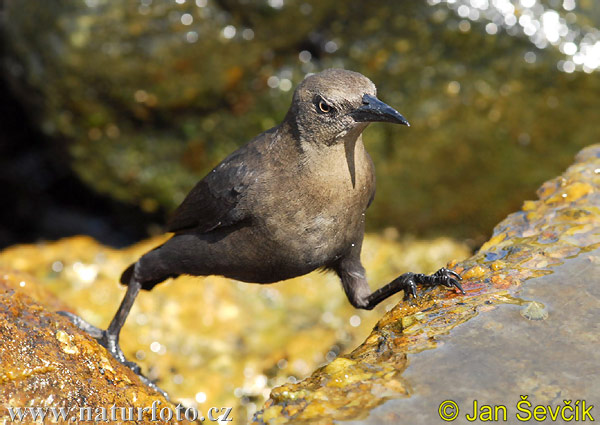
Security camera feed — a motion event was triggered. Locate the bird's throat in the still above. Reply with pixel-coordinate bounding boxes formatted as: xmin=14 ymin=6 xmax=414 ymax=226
xmin=344 ymin=135 xmax=357 ymax=188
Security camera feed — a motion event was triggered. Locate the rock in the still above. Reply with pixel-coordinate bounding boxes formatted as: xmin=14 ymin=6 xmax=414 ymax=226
xmin=1 ymin=144 xmax=597 ymax=424
xmin=0 ymin=234 xmax=468 ymax=423
xmin=252 ymin=144 xmax=600 ymax=424
xmin=520 ymin=301 xmax=548 ymax=321
xmin=0 ymin=272 xmax=191 ymax=424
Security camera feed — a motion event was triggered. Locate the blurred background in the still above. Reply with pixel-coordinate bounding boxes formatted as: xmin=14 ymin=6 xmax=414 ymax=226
xmin=2 ymin=1 xmax=600 ymax=421
xmin=1 ymin=0 xmax=599 ymax=248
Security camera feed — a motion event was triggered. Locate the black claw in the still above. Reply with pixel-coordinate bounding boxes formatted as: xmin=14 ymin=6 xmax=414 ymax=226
xmin=366 ymin=268 xmax=466 ymax=309
xmin=408 ymin=278 xmax=418 ymax=298
xmin=435 ymin=267 xmax=462 ymax=281
xmin=446 ymin=279 xmax=465 ymax=295
xmin=448 ymin=270 xmax=463 ymax=280
xmin=59 ymin=312 xmax=128 ymax=364
xmin=139 ymin=374 xmax=169 ymax=400
xmin=58 ymin=311 xmax=104 ymax=339
xmin=400 ymin=276 xmax=418 ymax=300
xmin=124 ymin=361 xmax=142 ymax=375
xmin=410 ymin=280 xmax=418 ymax=298
xmin=414 ymin=268 xmax=466 ymax=296
xmin=435 ymin=268 xmax=465 ymax=294
xmin=450 ymin=278 xmax=465 ymax=294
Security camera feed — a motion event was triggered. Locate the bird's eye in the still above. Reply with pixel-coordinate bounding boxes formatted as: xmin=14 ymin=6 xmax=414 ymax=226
xmin=318 ymin=100 xmax=332 ymax=114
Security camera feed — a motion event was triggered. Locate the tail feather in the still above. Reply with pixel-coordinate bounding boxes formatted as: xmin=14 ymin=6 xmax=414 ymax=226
xmin=120 ymin=245 xmax=180 ymax=290
xmin=120 ymin=263 xmax=136 ymax=285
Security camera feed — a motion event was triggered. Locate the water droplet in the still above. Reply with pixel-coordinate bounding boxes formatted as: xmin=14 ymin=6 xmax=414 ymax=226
xmin=299 ymin=50 xmax=311 ymax=63
xmin=242 ymin=28 xmax=254 ymax=40
xmin=268 ymin=0 xmax=284 ymax=9
xmin=349 ymin=315 xmax=361 ymax=327
xmin=150 ymin=341 xmax=161 ymax=353
xmin=180 ymin=13 xmax=193 ymax=25
xmin=222 ymin=25 xmax=236 ymax=39
xmin=279 ymin=78 xmax=292 ymax=91
xmin=324 ymin=40 xmax=338 ymax=53
xmin=186 ymin=31 xmax=198 ymax=43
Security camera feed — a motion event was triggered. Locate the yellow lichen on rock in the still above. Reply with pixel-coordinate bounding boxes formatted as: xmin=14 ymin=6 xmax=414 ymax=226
xmin=2 ymin=144 xmax=598 ymax=424
xmin=0 ymin=276 xmax=191 ymax=424
xmin=0 ymin=230 xmax=469 ymax=422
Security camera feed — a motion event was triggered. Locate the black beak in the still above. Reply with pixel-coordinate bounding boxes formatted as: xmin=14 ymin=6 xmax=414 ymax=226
xmin=350 ymin=94 xmax=410 ymax=126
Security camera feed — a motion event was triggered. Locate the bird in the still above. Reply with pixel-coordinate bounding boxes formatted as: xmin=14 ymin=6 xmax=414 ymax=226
xmin=60 ymin=68 xmax=464 ymax=379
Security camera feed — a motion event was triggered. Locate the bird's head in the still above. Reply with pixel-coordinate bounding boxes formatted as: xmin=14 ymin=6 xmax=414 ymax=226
xmin=285 ymin=69 xmax=409 ymax=146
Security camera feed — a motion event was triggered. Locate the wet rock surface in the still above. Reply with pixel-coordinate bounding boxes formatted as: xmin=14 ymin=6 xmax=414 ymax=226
xmin=0 ymin=273 xmax=189 ymax=424
xmin=0 ymin=144 xmax=597 ymax=424
xmin=252 ymin=144 xmax=600 ymax=424
xmin=350 ymin=249 xmax=600 ymax=425
xmin=0 ymin=233 xmax=468 ymax=423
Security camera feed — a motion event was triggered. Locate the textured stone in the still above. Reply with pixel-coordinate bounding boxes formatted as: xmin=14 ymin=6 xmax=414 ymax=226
xmin=0 ymin=274 xmax=191 ymax=424
xmin=253 ymin=145 xmax=600 ymax=424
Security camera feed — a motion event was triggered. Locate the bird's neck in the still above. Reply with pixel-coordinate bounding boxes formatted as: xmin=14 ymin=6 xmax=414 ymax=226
xmin=278 ymin=118 xmax=367 ymax=155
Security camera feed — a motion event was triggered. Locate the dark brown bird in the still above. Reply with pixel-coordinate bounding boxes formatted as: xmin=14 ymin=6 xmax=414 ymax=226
xmin=61 ymin=69 xmax=463 ymax=380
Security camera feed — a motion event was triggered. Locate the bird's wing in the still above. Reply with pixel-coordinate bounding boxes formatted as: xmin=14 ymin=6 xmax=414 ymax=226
xmin=166 ymin=147 xmax=256 ymax=233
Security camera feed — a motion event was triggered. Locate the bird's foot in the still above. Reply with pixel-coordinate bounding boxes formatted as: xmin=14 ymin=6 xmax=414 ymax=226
xmin=57 ymin=311 xmax=168 ymax=398
xmin=58 ymin=311 xmax=140 ymax=372
xmin=402 ymin=267 xmax=465 ymax=299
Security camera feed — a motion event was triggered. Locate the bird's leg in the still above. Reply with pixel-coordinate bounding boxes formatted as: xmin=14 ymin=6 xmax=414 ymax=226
xmin=58 ymin=279 xmax=142 ymax=372
xmin=363 ymin=268 xmax=464 ymax=309
xmin=59 ymin=278 xmax=169 ymax=398
xmin=337 ymin=257 xmax=464 ymax=310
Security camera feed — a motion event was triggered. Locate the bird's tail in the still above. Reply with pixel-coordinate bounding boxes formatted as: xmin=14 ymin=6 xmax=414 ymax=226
xmin=120 ymin=262 xmax=136 ymax=285
xmin=119 ymin=243 xmax=180 ymax=290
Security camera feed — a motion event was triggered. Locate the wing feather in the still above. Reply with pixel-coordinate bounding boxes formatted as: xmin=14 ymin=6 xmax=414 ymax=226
xmin=166 ymin=148 xmax=255 ymax=233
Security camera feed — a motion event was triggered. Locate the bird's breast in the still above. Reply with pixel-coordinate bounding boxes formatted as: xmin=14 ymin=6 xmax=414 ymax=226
xmin=256 ymin=138 xmax=375 ymax=268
